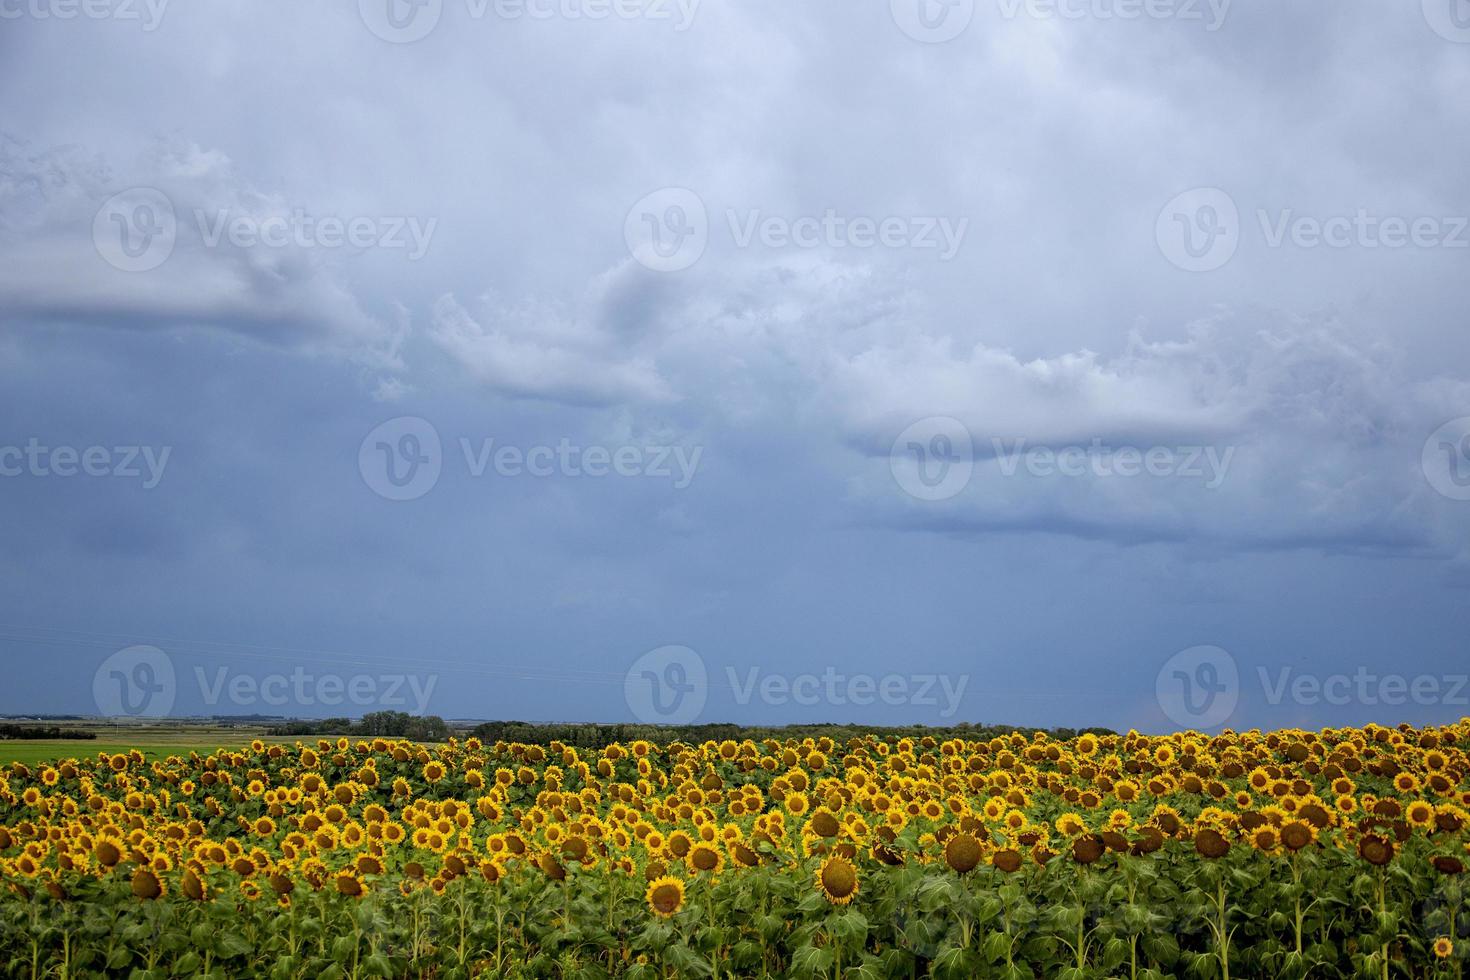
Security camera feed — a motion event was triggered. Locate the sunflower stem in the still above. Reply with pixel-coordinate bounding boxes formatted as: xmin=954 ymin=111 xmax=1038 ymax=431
xmin=1377 ymin=870 xmax=1388 ymax=980
xmin=1216 ymin=874 xmax=1230 ymax=980
xmin=1292 ymin=853 xmax=1304 ymax=958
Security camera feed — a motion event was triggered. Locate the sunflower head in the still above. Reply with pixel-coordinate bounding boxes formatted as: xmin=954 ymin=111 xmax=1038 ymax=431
xmin=1358 ymin=834 xmax=1394 ymax=867
xmin=686 ymin=843 xmax=724 ymax=875
xmin=1432 ymin=855 xmax=1465 ymax=876
xmin=1072 ymin=835 xmax=1105 ymax=865
xmin=809 ymin=809 xmax=841 ymax=839
xmin=991 ymin=848 xmax=1023 ymax=874
xmin=130 ymin=867 xmax=164 ymax=901
xmin=538 ymin=852 xmax=567 ymax=881
xmin=817 ymin=855 xmax=858 ymax=905
xmin=729 ymin=841 xmax=761 ymax=868
xmin=943 ymin=832 xmax=983 ymax=874
xmin=645 ymin=875 xmax=686 ymax=917
xmin=1280 ymin=821 xmax=1314 ymax=852
xmin=181 ymin=869 xmax=208 ymax=902
xmin=1194 ymin=828 xmax=1230 ymax=860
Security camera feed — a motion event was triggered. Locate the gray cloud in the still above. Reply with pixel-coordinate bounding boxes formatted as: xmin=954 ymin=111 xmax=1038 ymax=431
xmin=1 ymin=1 xmax=1468 ymax=727
xmin=0 ymin=137 xmax=405 ymax=372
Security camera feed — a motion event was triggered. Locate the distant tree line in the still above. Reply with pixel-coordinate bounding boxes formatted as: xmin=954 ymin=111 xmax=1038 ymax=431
xmin=0 ymin=724 xmax=97 ymax=741
xmin=465 ymin=720 xmax=1116 ymax=748
xmin=266 ymin=714 xmax=1117 ymax=747
xmin=265 ymin=711 xmax=451 ymax=741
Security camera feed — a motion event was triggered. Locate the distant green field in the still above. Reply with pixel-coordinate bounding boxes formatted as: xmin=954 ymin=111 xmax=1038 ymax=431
xmin=0 ymin=741 xmax=243 ymax=766
xmin=0 ymin=726 xmax=296 ymax=766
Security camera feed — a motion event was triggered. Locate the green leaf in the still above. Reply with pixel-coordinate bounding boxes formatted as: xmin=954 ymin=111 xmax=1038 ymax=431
xmin=664 ymin=943 xmax=714 ymax=978
xmin=329 ymin=935 xmax=357 ymax=964
xmin=214 ymin=931 xmax=253 ymax=959
xmin=931 ymin=945 xmax=976 ymax=980
xmin=362 ymin=953 xmax=395 ymax=978
xmin=354 ymin=902 xmax=378 ymax=931
xmin=832 ymin=910 xmax=870 ymax=951
xmin=790 ymin=943 xmax=835 ymax=978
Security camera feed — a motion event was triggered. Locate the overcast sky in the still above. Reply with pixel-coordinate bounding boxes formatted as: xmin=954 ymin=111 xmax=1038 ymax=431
xmin=1 ymin=0 xmax=1468 ymax=732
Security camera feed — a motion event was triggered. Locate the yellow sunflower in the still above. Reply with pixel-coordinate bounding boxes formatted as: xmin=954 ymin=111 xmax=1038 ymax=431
xmin=645 ymin=875 xmax=686 ymax=917
xmin=816 ymin=855 xmax=859 ymax=905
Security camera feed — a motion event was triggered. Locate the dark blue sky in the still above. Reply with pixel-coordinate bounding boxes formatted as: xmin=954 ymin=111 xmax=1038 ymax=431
xmin=1 ymin=0 xmax=1468 ymax=733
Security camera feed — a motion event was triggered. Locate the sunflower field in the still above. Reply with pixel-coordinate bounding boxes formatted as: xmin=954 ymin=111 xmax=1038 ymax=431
xmin=1 ymin=723 xmax=1468 ymax=979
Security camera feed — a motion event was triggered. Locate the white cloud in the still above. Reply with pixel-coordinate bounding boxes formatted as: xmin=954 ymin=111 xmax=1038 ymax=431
xmin=429 ymin=290 xmax=671 ymax=406
xmin=0 ymin=137 xmax=405 ymax=376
